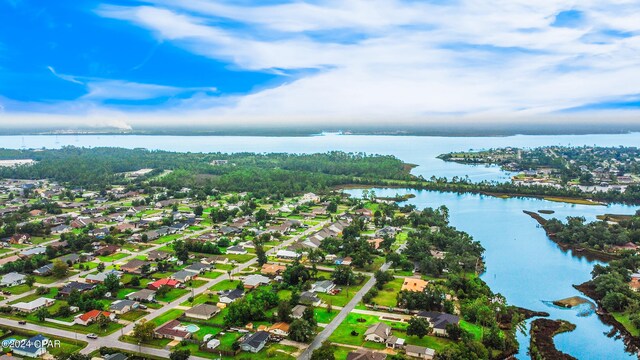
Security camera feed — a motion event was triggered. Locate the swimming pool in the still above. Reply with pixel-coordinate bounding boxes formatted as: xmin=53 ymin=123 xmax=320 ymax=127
xmin=184 ymin=324 xmax=200 ymax=333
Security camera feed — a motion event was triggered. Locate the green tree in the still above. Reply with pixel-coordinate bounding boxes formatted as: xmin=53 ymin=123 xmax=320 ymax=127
xmin=35 ymin=306 xmax=49 ymax=322
xmin=133 ymin=319 xmax=155 ymax=342
xmin=332 ymin=265 xmax=355 ymax=286
xmin=289 ymin=319 xmax=314 ymax=342
xmin=96 ymin=313 xmax=111 ymax=331
xmin=25 ymin=275 xmax=36 ymax=288
xmin=407 ymin=316 xmax=431 ymax=339
xmin=169 ymin=349 xmax=190 ymax=360
xmin=104 ymin=273 xmax=121 ymax=294
xmin=97 ymin=262 xmax=105 ymax=272
xmin=52 ymin=260 xmax=69 ymax=278
xmin=311 ymin=342 xmax=335 ymax=360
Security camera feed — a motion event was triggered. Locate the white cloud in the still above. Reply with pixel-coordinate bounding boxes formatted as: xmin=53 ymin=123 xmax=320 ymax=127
xmin=10 ymin=0 xmax=640 ymax=126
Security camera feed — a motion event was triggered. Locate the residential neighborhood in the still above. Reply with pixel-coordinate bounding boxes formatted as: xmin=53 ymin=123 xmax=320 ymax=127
xmin=0 ymin=177 xmax=504 ymax=360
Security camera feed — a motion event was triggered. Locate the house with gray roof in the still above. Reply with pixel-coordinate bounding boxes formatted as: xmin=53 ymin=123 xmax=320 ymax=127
xmin=240 ymin=331 xmax=269 ymax=353
xmin=0 ymin=272 xmax=26 ymax=287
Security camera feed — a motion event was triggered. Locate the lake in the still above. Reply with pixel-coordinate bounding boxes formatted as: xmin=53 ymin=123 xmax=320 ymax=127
xmin=4 ymin=132 xmax=640 ymax=359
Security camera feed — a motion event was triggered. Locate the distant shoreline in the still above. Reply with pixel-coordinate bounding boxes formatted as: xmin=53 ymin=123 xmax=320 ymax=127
xmin=0 ymin=129 xmax=639 ymax=137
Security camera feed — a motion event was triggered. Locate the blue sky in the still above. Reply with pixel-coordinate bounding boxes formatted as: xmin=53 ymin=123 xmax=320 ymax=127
xmin=0 ymin=0 xmax=639 ymax=128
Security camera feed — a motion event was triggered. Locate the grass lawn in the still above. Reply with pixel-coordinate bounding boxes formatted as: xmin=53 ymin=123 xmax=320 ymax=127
xmin=216 ymin=264 xmax=236 ymax=271
xmin=8 ymin=288 xmax=57 ymax=304
xmin=5 ymin=283 xmax=32 ymax=295
xmin=118 ymin=310 xmax=149 ymax=322
xmin=223 ymin=254 xmax=255 ymax=263
xmin=98 ymin=253 xmax=129 ymax=262
xmin=156 ymin=288 xmax=189 ymax=303
xmin=314 ymin=308 xmax=339 ymax=324
xmin=460 ymin=320 xmax=484 ymax=341
xmin=209 ymin=280 xmax=241 ymax=292
xmin=186 ymin=279 xmax=208 ymax=288
xmin=199 ymin=271 xmax=224 ymax=280
xmin=120 ymin=334 xmax=171 ymax=348
xmin=369 ymin=277 xmax=403 ymax=307
xmin=328 ymin=312 xmax=398 ymax=346
xmin=613 ymin=312 xmax=640 ymax=337
xmin=153 ymin=234 xmax=182 ymax=245
xmin=317 ymin=275 xmax=370 ymax=307
xmin=328 ymin=313 xmax=451 ymax=351
xmin=151 ymin=308 xmax=183 ymax=326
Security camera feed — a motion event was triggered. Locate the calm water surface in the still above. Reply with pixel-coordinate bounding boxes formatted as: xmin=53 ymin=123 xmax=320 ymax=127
xmin=4 ymin=133 xmax=640 ymax=359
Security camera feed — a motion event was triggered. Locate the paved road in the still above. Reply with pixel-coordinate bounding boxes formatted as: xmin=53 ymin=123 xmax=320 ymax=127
xmin=298 ymin=261 xmax=391 ymax=360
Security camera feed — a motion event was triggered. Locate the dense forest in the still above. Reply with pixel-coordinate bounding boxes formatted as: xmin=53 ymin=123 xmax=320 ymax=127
xmin=0 ymin=147 xmax=412 ymax=196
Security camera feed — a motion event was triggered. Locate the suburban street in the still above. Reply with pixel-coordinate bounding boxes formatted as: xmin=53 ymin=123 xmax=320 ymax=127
xmin=297 ymin=261 xmax=391 ymax=360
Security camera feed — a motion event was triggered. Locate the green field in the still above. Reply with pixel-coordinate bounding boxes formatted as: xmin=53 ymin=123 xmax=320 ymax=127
xmin=369 ymin=277 xmax=403 ymax=307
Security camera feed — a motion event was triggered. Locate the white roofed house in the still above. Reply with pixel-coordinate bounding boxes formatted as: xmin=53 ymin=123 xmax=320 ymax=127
xmin=243 ymin=274 xmax=270 ymax=289
xmin=311 ymin=280 xmax=336 ymax=293
xmin=276 ymin=249 xmax=300 ymax=260
xmin=0 ymin=272 xmax=26 ymax=287
xmin=11 ymin=297 xmax=55 ymax=313
xmin=226 ymin=245 xmax=247 ymax=255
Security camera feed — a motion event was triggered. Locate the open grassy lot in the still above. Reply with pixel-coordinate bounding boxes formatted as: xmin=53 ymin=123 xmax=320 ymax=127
xmin=153 ymin=234 xmax=182 ymax=244
xmin=209 ymin=280 xmax=241 ymax=292
xmin=199 ymin=271 xmax=224 ymax=280
xmin=369 ymin=277 xmax=403 ymax=307
xmin=150 ymin=308 xmax=183 ymax=326
xmin=98 ymin=252 xmax=129 ymax=262
xmin=314 ymin=308 xmax=339 ymax=324
xmin=223 ymin=254 xmax=255 ymax=263
xmin=118 ymin=309 xmax=148 ymax=322
xmin=156 ymin=288 xmax=189 ymax=302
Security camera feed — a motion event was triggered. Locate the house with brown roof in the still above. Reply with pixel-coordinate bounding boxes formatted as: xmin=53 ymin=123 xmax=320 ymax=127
xmin=10 ymin=233 xmax=30 ymax=244
xmin=120 ymin=259 xmax=151 ymax=274
xmin=630 ymin=273 xmax=640 ymax=291
xmin=367 ymin=238 xmax=384 ymax=250
xmin=401 ymin=278 xmax=429 ymax=292
xmin=95 ymin=244 xmax=121 ymax=256
xmin=268 ymin=322 xmax=290 ymax=337
xmin=74 ymin=310 xmax=115 ymax=326
xmin=155 ymin=320 xmax=191 ymax=341
xmin=261 ymin=263 xmax=286 ymax=276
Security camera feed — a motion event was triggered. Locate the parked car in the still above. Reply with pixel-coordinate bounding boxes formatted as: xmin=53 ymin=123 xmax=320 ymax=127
xmin=138 ymin=304 xmax=148 ymax=310
xmin=17 ymin=320 xmax=26 ymax=325
xmin=87 ymin=334 xmax=98 ymax=339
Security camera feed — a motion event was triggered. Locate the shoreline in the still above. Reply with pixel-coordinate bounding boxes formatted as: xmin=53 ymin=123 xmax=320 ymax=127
xmin=529 ymin=318 xmax=578 ymax=360
xmin=574 ymin=281 xmax=640 ymax=355
xmin=522 ymin=210 xmax=620 ymax=262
